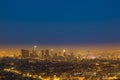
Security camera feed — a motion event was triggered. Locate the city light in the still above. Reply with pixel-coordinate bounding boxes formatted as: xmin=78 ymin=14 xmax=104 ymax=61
xmin=0 ymin=46 xmax=120 ymax=80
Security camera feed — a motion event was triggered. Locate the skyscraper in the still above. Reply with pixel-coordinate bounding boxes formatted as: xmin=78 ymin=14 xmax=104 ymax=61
xmin=45 ymin=49 xmax=50 ymax=58
xmin=41 ymin=50 xmax=45 ymax=59
xmin=21 ymin=49 xmax=29 ymax=58
xmin=30 ymin=46 xmax=38 ymax=57
xmin=63 ymin=49 xmax=67 ymax=57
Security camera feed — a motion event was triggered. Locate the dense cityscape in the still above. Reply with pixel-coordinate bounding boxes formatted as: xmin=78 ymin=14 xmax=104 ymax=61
xmin=1 ymin=0 xmax=120 ymax=80
xmin=0 ymin=46 xmax=120 ymax=80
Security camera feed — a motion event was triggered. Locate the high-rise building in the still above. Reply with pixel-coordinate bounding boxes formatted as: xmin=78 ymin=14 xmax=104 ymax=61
xmin=30 ymin=46 xmax=38 ymax=57
xmin=21 ymin=49 xmax=29 ymax=58
xmin=50 ymin=49 xmax=54 ymax=57
xmin=41 ymin=50 xmax=45 ymax=58
xmin=32 ymin=45 xmax=37 ymax=54
xmin=63 ymin=49 xmax=67 ymax=57
xmin=45 ymin=49 xmax=50 ymax=57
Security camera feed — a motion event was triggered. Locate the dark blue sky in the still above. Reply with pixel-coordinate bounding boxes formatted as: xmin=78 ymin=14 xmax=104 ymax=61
xmin=0 ymin=0 xmax=120 ymax=45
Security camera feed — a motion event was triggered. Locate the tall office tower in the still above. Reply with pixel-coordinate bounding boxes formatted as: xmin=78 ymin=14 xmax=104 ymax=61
xmin=50 ymin=49 xmax=54 ymax=57
xmin=45 ymin=49 xmax=50 ymax=58
xmin=41 ymin=50 xmax=45 ymax=58
xmin=63 ymin=49 xmax=67 ymax=57
xmin=21 ymin=49 xmax=29 ymax=58
xmin=31 ymin=46 xmax=38 ymax=57
xmin=33 ymin=45 xmax=37 ymax=54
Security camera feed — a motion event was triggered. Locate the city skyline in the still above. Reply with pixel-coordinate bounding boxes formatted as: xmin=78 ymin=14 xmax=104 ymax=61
xmin=0 ymin=44 xmax=120 ymax=56
xmin=1 ymin=0 xmax=120 ymax=80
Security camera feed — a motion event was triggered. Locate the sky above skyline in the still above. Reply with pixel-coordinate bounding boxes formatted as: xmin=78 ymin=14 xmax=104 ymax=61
xmin=0 ymin=0 xmax=120 ymax=45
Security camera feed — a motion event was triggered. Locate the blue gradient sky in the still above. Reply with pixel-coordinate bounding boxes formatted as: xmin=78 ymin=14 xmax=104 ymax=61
xmin=0 ymin=0 xmax=120 ymax=45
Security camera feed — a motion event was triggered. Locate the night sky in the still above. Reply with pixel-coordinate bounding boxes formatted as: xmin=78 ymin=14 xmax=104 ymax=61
xmin=0 ymin=0 xmax=120 ymax=45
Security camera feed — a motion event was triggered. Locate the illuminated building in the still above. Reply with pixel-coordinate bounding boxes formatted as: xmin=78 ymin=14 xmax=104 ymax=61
xmin=50 ymin=49 xmax=54 ymax=57
xmin=45 ymin=49 xmax=50 ymax=58
xmin=63 ymin=49 xmax=67 ymax=57
xmin=41 ymin=50 xmax=45 ymax=59
xmin=30 ymin=46 xmax=38 ymax=57
xmin=21 ymin=49 xmax=29 ymax=58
